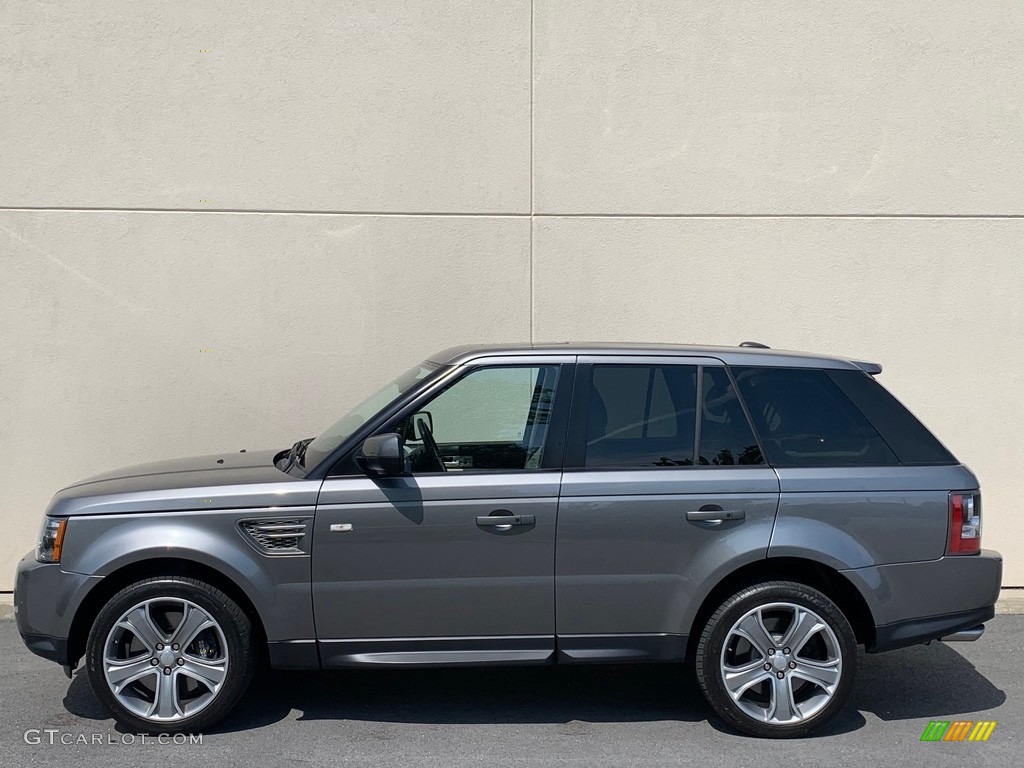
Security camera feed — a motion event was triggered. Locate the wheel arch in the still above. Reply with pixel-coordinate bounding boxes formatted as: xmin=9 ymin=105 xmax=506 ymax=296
xmin=686 ymin=556 xmax=876 ymax=655
xmin=67 ymin=558 xmax=268 ymax=669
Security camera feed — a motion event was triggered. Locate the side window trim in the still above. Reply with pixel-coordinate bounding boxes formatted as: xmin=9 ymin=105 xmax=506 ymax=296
xmin=563 ymin=362 xmax=593 ymax=469
xmin=539 ymin=359 xmax=576 ymax=470
xmin=693 ymin=364 xmax=704 ymax=467
xmin=723 ymin=365 xmax=770 ymax=466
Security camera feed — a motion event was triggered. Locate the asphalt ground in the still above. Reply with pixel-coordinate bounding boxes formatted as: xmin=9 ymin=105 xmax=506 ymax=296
xmin=0 ymin=617 xmax=1019 ymax=768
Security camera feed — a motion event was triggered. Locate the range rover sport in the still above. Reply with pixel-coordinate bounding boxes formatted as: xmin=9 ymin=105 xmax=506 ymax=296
xmin=14 ymin=342 xmax=1002 ymax=738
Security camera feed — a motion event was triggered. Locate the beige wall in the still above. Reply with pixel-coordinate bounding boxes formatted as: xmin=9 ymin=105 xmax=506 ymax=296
xmin=1 ymin=1 xmax=1022 ymax=589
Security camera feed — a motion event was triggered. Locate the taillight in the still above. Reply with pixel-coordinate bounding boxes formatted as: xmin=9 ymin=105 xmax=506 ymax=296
xmin=948 ymin=492 xmax=981 ymax=555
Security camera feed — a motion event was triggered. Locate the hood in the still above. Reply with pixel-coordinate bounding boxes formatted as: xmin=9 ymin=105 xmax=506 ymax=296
xmin=68 ymin=450 xmax=282 ymax=487
xmin=46 ymin=449 xmax=322 ymax=517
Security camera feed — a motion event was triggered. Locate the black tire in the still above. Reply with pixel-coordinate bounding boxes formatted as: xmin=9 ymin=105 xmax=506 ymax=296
xmin=695 ymin=581 xmax=856 ymax=738
xmin=85 ymin=576 xmax=255 ymax=734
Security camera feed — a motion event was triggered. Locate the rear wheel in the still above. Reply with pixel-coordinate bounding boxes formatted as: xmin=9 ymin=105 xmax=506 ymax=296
xmin=695 ymin=581 xmax=856 ymax=738
xmin=85 ymin=577 xmax=255 ymax=733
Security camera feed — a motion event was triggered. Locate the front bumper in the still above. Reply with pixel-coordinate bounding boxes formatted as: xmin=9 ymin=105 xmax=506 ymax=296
xmin=19 ymin=632 xmax=70 ymax=665
xmin=14 ymin=550 xmax=102 ymax=667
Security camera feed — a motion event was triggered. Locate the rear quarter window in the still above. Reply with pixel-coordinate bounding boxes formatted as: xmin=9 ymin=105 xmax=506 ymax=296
xmin=824 ymin=369 xmax=956 ymax=465
xmin=731 ymin=367 xmax=899 ymax=467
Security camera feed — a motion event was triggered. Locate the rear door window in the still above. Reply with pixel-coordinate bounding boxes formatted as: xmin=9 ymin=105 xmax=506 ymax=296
xmin=586 ymin=365 xmax=698 ymax=467
xmin=732 ymin=367 xmax=899 ymax=467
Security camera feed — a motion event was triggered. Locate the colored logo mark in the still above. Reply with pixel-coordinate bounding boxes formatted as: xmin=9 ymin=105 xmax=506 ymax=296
xmin=921 ymin=720 xmax=996 ymax=742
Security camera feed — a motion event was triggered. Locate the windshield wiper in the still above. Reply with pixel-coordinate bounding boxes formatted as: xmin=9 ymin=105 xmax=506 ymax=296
xmin=285 ymin=437 xmax=315 ymax=472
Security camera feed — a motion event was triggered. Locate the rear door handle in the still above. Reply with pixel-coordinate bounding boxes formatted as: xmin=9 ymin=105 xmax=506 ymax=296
xmin=686 ymin=508 xmax=745 ymax=523
xmin=476 ymin=514 xmax=535 ymax=528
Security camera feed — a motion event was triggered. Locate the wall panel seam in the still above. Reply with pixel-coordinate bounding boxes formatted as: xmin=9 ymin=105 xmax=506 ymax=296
xmin=1 ymin=208 xmax=1022 ymax=221
xmin=529 ymin=0 xmax=535 ymax=344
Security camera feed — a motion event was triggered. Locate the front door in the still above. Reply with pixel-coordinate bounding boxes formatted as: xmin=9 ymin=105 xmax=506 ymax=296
xmin=313 ymin=359 xmax=571 ymax=666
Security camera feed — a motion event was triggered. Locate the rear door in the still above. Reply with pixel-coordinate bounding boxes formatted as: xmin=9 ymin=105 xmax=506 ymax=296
xmin=555 ymin=356 xmax=780 ymax=661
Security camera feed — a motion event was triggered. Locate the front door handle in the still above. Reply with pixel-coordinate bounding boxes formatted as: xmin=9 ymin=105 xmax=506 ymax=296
xmin=686 ymin=506 xmax=745 ymax=523
xmin=476 ymin=512 xmax=535 ymax=529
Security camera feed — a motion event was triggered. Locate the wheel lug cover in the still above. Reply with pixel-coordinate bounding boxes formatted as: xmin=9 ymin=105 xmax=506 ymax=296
xmin=150 ymin=658 xmax=158 ymax=666
xmin=789 ymin=661 xmax=796 ymax=669
xmin=156 ymin=644 xmax=164 ymax=651
xmin=767 ymin=648 xmax=775 ymax=655
xmin=163 ymin=667 xmax=171 ymax=675
xmin=172 ymin=643 xmax=179 ymax=651
xmin=783 ymin=647 xmax=791 ymax=655
xmin=776 ymin=671 xmax=785 ymax=679
xmin=764 ymin=663 xmax=772 ymax=671
xmin=177 ymin=658 xmax=185 ymax=665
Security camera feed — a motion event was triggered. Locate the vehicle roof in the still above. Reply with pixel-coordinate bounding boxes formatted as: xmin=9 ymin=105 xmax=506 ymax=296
xmin=428 ymin=342 xmax=882 ymax=374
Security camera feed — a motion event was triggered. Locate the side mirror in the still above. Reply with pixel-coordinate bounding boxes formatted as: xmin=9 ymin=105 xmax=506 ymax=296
xmin=355 ymin=433 xmax=406 ymax=477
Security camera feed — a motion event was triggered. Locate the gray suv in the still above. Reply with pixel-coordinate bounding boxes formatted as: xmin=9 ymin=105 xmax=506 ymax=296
xmin=15 ymin=343 xmax=1002 ymax=738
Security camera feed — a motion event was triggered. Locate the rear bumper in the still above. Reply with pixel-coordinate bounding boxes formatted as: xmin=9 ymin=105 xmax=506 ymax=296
xmin=841 ymin=548 xmax=1002 ymax=653
xmin=870 ymin=605 xmax=994 ymax=652
xmin=940 ymin=624 xmax=985 ymax=642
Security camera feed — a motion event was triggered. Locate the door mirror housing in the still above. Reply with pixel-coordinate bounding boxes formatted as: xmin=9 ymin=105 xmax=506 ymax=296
xmin=356 ymin=433 xmax=406 ymax=477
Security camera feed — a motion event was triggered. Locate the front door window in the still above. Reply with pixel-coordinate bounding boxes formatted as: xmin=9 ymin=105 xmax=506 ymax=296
xmin=398 ymin=365 xmax=560 ymax=472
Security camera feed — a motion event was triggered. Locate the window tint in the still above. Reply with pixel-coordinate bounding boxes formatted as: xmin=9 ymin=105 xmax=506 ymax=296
xmin=825 ymin=369 xmax=956 ymax=465
xmin=732 ymin=367 xmax=898 ymax=467
xmin=586 ymin=365 xmax=697 ymax=468
xmin=399 ymin=365 xmax=559 ymax=472
xmin=698 ymin=367 xmax=764 ymax=466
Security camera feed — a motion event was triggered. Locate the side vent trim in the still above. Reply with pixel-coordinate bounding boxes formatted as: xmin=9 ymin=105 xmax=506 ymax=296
xmin=239 ymin=518 xmax=313 ymax=556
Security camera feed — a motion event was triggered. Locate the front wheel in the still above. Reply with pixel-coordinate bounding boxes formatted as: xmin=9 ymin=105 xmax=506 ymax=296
xmin=695 ymin=581 xmax=856 ymax=738
xmin=85 ymin=576 xmax=255 ymax=733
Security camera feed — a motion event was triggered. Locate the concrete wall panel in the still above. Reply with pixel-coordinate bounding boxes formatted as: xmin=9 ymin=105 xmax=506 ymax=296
xmin=534 ymin=1 xmax=1024 ymax=214
xmin=0 ymin=1 xmax=530 ymax=212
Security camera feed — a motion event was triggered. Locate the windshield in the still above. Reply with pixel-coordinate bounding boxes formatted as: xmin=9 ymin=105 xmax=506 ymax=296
xmin=301 ymin=361 xmax=441 ymax=471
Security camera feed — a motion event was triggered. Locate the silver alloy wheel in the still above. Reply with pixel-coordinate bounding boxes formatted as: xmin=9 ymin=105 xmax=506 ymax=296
xmin=720 ymin=601 xmax=843 ymax=725
xmin=102 ymin=597 xmax=229 ymax=722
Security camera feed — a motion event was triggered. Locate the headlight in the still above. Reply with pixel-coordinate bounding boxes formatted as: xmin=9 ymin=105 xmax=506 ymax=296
xmin=36 ymin=517 xmax=67 ymax=563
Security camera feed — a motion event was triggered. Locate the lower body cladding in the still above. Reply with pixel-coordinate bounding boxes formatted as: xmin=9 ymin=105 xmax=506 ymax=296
xmin=315 ymin=634 xmax=687 ymax=668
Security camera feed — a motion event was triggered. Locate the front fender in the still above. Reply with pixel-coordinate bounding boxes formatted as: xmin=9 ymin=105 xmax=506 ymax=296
xmin=58 ymin=508 xmax=315 ymax=642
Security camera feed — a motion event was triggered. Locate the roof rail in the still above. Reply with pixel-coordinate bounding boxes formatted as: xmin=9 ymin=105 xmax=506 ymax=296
xmin=739 ymin=341 xmax=771 ymax=349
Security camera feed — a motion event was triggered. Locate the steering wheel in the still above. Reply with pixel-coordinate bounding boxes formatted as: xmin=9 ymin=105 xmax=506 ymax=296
xmin=418 ymin=420 xmax=447 ymax=473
